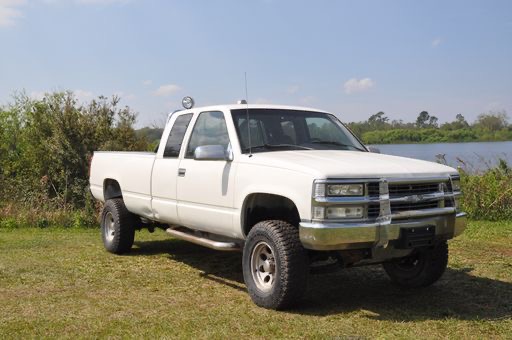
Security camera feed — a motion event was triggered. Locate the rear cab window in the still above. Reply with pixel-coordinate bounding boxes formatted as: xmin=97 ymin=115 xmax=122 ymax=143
xmin=163 ymin=113 xmax=193 ymax=158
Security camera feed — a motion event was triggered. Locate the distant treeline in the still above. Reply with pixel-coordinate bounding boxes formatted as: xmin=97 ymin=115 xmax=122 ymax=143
xmin=347 ymin=111 xmax=512 ymax=144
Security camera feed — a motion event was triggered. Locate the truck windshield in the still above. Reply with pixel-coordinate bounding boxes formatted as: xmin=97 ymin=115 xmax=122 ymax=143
xmin=231 ymin=109 xmax=366 ymax=154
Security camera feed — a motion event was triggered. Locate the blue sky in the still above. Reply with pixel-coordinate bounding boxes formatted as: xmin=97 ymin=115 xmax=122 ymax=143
xmin=1 ymin=0 xmax=511 ymax=127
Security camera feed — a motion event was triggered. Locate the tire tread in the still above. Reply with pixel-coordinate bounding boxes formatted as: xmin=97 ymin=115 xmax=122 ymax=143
xmin=243 ymin=220 xmax=308 ymax=309
xmin=101 ymin=198 xmax=136 ymax=254
xmin=383 ymin=241 xmax=449 ymax=288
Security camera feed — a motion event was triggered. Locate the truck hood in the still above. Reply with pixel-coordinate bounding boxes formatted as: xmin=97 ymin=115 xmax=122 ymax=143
xmin=242 ymin=150 xmax=458 ymax=179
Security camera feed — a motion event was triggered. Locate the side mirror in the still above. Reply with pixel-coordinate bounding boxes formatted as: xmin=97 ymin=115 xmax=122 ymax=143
xmin=194 ymin=145 xmax=233 ymax=161
xmin=367 ymin=146 xmax=381 ymax=154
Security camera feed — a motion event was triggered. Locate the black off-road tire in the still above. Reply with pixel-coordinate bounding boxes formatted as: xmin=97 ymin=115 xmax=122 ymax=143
xmin=383 ymin=241 xmax=449 ymax=288
xmin=242 ymin=220 xmax=308 ymax=310
xmin=100 ymin=198 xmax=136 ymax=254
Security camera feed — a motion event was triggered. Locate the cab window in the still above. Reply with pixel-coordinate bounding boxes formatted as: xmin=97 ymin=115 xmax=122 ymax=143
xmin=186 ymin=111 xmax=230 ymax=158
xmin=163 ymin=113 xmax=193 ymax=158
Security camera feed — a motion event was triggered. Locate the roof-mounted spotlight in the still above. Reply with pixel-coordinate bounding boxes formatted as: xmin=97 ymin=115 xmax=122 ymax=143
xmin=237 ymin=99 xmax=247 ymax=104
xmin=182 ymin=96 xmax=195 ymax=110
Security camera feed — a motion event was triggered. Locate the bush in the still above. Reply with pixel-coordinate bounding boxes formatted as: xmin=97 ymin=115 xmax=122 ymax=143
xmin=460 ymin=159 xmax=512 ymax=220
xmin=0 ymin=91 xmax=147 ymax=228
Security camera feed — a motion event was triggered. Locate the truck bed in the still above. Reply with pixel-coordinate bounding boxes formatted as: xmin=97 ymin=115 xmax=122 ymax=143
xmin=90 ymin=151 xmax=156 ymax=219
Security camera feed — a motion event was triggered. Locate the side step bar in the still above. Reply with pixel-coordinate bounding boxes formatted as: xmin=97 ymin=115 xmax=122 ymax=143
xmin=165 ymin=228 xmax=241 ymax=252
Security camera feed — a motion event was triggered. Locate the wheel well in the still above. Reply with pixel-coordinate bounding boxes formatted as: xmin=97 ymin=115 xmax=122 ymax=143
xmin=103 ymin=179 xmax=122 ymax=201
xmin=242 ymin=193 xmax=300 ymax=237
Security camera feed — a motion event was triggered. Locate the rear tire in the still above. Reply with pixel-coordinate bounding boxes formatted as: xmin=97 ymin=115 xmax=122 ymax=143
xmin=383 ymin=241 xmax=449 ymax=288
xmin=100 ymin=198 xmax=136 ymax=254
xmin=242 ymin=220 xmax=308 ymax=310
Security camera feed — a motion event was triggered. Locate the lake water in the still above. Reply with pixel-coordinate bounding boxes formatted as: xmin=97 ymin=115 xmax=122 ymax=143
xmin=371 ymin=141 xmax=512 ymax=171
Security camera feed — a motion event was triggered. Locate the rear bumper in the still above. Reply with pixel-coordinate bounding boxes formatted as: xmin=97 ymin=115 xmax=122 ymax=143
xmin=299 ymin=212 xmax=467 ymax=251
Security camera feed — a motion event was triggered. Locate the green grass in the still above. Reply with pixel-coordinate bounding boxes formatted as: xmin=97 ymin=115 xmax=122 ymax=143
xmin=0 ymin=221 xmax=511 ymax=339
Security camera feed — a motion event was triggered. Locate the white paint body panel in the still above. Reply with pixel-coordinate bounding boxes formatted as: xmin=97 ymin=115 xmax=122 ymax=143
xmin=89 ymin=152 xmax=155 ymax=219
xmin=177 ymin=159 xmax=237 ymax=236
xmin=89 ymin=104 xmax=459 ymax=241
xmin=151 ymin=158 xmax=181 ymax=223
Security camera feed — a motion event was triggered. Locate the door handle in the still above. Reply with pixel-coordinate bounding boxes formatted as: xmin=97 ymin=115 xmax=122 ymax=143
xmin=178 ymin=168 xmax=186 ymax=177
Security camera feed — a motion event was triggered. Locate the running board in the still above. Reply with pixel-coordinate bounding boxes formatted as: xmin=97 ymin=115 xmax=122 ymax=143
xmin=165 ymin=228 xmax=241 ymax=252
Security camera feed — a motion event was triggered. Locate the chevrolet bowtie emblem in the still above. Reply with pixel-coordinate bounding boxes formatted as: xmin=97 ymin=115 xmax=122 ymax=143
xmin=405 ymin=195 xmax=423 ymax=203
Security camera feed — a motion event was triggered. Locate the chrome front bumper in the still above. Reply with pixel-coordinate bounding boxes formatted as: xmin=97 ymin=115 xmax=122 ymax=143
xmin=299 ymin=212 xmax=467 ymax=251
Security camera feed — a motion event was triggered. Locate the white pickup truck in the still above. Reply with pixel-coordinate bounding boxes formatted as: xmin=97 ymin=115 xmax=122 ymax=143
xmin=90 ymin=98 xmax=467 ymax=310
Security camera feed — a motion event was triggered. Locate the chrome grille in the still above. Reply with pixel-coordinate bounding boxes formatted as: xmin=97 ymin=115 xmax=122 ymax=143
xmin=391 ymin=201 xmax=440 ymax=212
xmin=367 ymin=182 xmax=380 ymax=197
xmin=367 ymin=179 xmax=450 ymax=218
xmin=389 ymin=181 xmax=446 ymax=216
xmin=388 ymin=182 xmax=440 ymax=198
xmin=368 ymin=203 xmax=380 ymax=218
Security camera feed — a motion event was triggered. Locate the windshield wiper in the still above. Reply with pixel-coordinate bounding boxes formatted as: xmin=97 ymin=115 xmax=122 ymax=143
xmin=310 ymin=140 xmax=366 ymax=152
xmin=246 ymin=143 xmax=313 ymax=151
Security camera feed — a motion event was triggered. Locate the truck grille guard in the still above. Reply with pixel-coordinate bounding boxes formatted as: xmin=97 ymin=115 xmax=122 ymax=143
xmin=312 ymin=176 xmax=462 ymax=224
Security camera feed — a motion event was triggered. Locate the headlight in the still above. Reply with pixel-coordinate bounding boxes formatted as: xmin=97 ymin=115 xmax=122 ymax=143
xmin=322 ymin=184 xmax=364 ymax=197
xmin=326 ymin=206 xmax=364 ymax=219
xmin=327 ymin=184 xmax=364 ymax=196
xmin=312 ymin=205 xmax=365 ymax=219
xmin=312 ymin=206 xmax=325 ymax=219
xmin=313 ymin=182 xmax=365 ymax=198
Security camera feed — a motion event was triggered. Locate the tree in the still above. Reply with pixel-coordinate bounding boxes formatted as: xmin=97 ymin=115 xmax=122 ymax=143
xmin=368 ymin=111 xmax=389 ymax=128
xmin=416 ymin=111 xmax=430 ymax=128
xmin=475 ymin=111 xmax=509 ymax=132
xmin=428 ymin=116 xmax=439 ymax=128
xmin=456 ymin=114 xmax=468 ymax=126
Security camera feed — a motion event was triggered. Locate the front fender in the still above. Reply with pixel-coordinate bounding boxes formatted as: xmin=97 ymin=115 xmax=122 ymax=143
xmin=233 ymin=163 xmax=315 ymax=237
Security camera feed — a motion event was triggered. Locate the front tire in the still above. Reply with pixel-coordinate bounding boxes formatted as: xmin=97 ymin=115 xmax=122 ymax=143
xmin=383 ymin=241 xmax=449 ymax=288
xmin=242 ymin=220 xmax=308 ymax=310
xmin=100 ymin=198 xmax=136 ymax=254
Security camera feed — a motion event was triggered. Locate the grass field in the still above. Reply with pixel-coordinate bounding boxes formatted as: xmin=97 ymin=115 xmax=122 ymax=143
xmin=0 ymin=221 xmax=511 ymax=339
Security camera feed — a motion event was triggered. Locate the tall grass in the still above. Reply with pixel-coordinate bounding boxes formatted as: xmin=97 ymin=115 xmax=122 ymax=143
xmin=460 ymin=159 xmax=512 ymax=220
xmin=0 ymin=200 xmax=100 ymax=229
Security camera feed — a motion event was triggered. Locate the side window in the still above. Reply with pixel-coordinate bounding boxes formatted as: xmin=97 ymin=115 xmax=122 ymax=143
xmin=163 ymin=114 xmax=193 ymax=158
xmin=186 ymin=111 xmax=230 ymax=158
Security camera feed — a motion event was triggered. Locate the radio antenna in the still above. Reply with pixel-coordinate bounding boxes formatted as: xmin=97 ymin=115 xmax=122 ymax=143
xmin=244 ymin=72 xmax=252 ymax=157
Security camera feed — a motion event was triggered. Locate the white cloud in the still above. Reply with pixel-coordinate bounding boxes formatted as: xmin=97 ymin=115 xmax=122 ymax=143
xmin=343 ymin=77 xmax=375 ymax=95
xmin=1 ymin=0 xmax=130 ymax=27
xmin=142 ymin=79 xmax=152 ymax=86
xmin=113 ymin=90 xmax=135 ymax=100
xmin=154 ymin=84 xmax=181 ymax=97
xmin=299 ymin=96 xmax=315 ymax=105
xmin=30 ymin=90 xmax=46 ymax=100
xmin=431 ymin=38 xmax=442 ymax=47
xmin=287 ymin=84 xmax=300 ymax=95
xmin=0 ymin=0 xmax=26 ymax=27
xmin=74 ymin=0 xmax=130 ymax=5
xmin=43 ymin=0 xmax=131 ymax=4
xmin=74 ymin=89 xmax=94 ymax=101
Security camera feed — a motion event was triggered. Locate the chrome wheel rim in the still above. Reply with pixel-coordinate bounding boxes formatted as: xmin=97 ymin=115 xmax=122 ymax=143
xmin=250 ymin=241 xmax=276 ymax=292
xmin=104 ymin=211 xmax=115 ymax=243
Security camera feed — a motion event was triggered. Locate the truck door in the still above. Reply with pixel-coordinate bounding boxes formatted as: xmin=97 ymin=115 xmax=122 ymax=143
xmin=151 ymin=113 xmax=193 ymax=224
xmin=176 ymin=110 xmax=236 ymax=237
